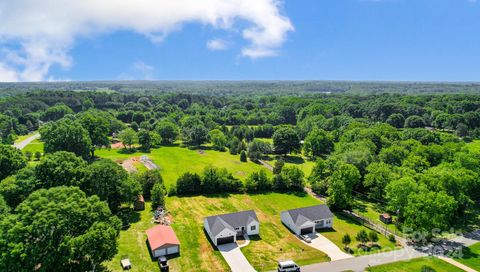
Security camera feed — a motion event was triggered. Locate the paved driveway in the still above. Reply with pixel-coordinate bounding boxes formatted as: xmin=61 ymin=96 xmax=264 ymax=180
xmin=302 ymin=233 xmax=353 ymax=261
xmin=13 ymin=133 xmax=40 ymax=150
xmin=217 ymin=236 xmax=255 ymax=272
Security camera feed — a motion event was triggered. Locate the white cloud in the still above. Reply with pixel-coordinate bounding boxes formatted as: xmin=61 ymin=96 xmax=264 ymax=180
xmin=207 ymin=39 xmax=229 ymax=51
xmin=117 ymin=61 xmax=155 ymax=80
xmin=0 ymin=0 xmax=293 ymax=82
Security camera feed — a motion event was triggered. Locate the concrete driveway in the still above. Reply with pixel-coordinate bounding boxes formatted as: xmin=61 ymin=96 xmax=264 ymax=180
xmin=302 ymin=232 xmax=353 ymax=261
xmin=217 ymin=235 xmax=255 ymax=272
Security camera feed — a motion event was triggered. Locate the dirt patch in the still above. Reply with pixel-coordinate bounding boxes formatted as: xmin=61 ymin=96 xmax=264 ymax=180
xmin=121 ymin=157 xmax=139 ymax=173
xmin=198 ymin=149 xmax=205 ymax=155
xmin=111 ymin=141 xmax=125 ymax=149
xmin=236 ymin=171 xmax=246 ymax=177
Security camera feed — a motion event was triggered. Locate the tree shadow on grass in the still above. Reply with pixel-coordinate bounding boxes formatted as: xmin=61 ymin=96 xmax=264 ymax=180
xmin=117 ymin=207 xmax=141 ymax=230
xmin=459 ymin=246 xmax=480 ymax=260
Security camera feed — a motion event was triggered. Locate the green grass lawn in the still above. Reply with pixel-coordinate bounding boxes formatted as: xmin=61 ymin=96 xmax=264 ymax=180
xmin=22 ymin=139 xmax=44 ymax=155
xmin=467 ymin=140 xmax=480 ymax=153
xmin=366 ymin=257 xmax=465 ymax=272
xmin=104 ymin=193 xmax=330 ymax=272
xmin=455 ymin=242 xmax=480 ymax=271
xmin=319 ymin=213 xmax=400 ymax=256
xmin=352 ymin=198 xmax=403 ymax=237
xmin=96 ymin=145 xmax=270 ymax=188
xmin=264 ymin=155 xmax=316 ymax=177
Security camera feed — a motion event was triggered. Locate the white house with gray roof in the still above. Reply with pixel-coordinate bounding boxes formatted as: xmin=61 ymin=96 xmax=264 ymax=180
xmin=281 ymin=204 xmax=333 ymax=235
xmin=204 ymin=210 xmax=259 ymax=246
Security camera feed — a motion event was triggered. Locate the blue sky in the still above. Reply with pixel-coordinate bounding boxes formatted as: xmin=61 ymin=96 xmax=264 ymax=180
xmin=1 ymin=0 xmax=480 ymax=81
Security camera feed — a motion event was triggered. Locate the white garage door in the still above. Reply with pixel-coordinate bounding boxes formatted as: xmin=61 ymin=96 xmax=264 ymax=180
xmin=154 ymin=248 xmax=166 ymax=257
xmin=167 ymin=246 xmax=179 ymax=254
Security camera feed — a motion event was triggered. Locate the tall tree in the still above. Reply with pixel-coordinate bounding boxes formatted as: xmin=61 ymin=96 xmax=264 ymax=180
xmin=0 ymin=144 xmax=27 ymax=181
xmin=40 ymin=118 xmax=92 ymax=159
xmin=272 ymin=126 xmax=300 ymax=155
xmin=303 ymin=128 xmax=334 ymax=157
xmin=118 ymin=128 xmax=138 ymax=150
xmin=155 ymin=120 xmax=179 ymax=144
xmin=0 ymin=186 xmax=121 ymax=272
xmin=35 ymin=151 xmax=88 ymax=188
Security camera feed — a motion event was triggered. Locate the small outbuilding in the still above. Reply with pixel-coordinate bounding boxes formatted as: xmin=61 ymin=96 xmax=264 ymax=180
xmin=281 ymin=204 xmax=334 ymax=235
xmin=204 ymin=210 xmax=259 ymax=246
xmin=134 ymin=195 xmax=145 ymax=211
xmin=146 ymin=225 xmax=180 ymax=258
xmin=379 ymin=213 xmax=392 ymax=224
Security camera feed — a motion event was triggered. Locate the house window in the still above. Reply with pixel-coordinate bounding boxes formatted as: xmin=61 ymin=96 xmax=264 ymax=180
xmin=251 ymin=225 xmax=256 ymax=231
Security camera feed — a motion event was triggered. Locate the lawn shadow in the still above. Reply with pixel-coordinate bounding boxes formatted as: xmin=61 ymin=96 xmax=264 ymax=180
xmin=353 ymin=199 xmax=368 ymax=213
xmin=203 ymin=228 xmax=221 ymax=251
xmin=117 ymin=207 xmax=141 ymax=230
xmin=460 ymin=246 xmax=480 ymax=260
xmin=278 ymin=155 xmax=305 ymax=165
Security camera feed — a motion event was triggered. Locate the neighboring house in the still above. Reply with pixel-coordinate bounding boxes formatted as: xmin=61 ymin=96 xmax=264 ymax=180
xmin=204 ymin=210 xmax=259 ymax=246
xmin=281 ymin=204 xmax=334 ymax=235
xmin=379 ymin=213 xmax=392 ymax=224
xmin=146 ymin=225 xmax=180 ymax=258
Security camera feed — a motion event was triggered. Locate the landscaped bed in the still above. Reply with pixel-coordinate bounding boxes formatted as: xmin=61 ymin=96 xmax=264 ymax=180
xmin=104 ymin=193 xmax=330 ymax=272
xmin=366 ymin=257 xmax=465 ymax=272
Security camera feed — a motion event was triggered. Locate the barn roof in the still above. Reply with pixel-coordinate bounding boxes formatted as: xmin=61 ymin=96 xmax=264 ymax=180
xmin=146 ymin=225 xmax=180 ymax=250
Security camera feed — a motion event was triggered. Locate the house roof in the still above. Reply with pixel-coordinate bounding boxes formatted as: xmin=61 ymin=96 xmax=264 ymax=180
xmin=283 ymin=204 xmax=333 ymax=227
xmin=146 ymin=225 xmax=180 ymax=250
xmin=205 ymin=210 xmax=258 ymax=237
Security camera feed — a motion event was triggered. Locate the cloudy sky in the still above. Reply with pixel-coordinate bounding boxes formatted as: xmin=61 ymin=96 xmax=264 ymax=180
xmin=0 ymin=0 xmax=479 ymax=82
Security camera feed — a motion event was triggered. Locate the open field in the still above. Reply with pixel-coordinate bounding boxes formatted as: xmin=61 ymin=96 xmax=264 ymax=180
xmin=96 ymin=145 xmax=270 ymax=188
xmin=366 ymin=257 xmax=465 ymax=272
xmin=264 ymin=155 xmax=316 ymax=177
xmin=104 ymin=193 xmax=330 ymax=272
xmin=455 ymin=242 xmax=480 ymax=271
xmin=319 ymin=213 xmax=400 ymax=256
xmin=22 ymin=139 xmax=44 ymax=155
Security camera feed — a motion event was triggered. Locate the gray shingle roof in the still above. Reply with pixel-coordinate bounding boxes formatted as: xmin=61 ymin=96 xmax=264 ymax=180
xmin=283 ymin=205 xmax=333 ymax=227
xmin=205 ymin=210 xmax=258 ymax=237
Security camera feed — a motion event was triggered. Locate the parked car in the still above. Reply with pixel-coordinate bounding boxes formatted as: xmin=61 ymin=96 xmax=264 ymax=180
xmin=158 ymin=256 xmax=169 ymax=271
xmin=300 ymin=234 xmax=311 ymax=243
xmin=278 ymin=260 xmax=300 ymax=272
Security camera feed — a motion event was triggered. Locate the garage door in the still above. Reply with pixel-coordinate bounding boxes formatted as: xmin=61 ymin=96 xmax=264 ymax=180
xmin=300 ymin=227 xmax=314 ymax=235
xmin=167 ymin=246 xmax=179 ymax=255
xmin=217 ymin=236 xmax=235 ymax=245
xmin=154 ymin=248 xmax=166 ymax=257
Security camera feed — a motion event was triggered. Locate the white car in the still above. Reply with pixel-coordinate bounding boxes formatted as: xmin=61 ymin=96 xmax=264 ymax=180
xmin=300 ymin=234 xmax=312 ymax=243
xmin=278 ymin=260 xmax=300 ymax=272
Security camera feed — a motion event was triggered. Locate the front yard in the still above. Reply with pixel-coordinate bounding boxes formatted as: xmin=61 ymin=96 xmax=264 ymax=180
xmin=366 ymin=257 xmax=465 ymax=272
xmin=104 ymin=193 xmax=330 ymax=272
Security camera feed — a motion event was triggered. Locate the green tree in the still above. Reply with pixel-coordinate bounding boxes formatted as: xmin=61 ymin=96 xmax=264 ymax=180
xmin=276 ymin=166 xmax=304 ymax=191
xmin=0 ymin=187 xmax=121 ymax=272
xmin=209 ymin=129 xmax=227 ymax=151
xmin=247 ymin=139 xmax=272 ymax=161
xmin=77 ymin=110 xmax=111 ymax=157
xmin=0 ymin=144 xmax=27 ymax=181
xmin=245 ymin=170 xmax=272 ymax=192
xmin=151 ymin=182 xmax=166 ymax=209
xmin=404 ymin=191 xmax=457 ymax=234
xmin=175 ymin=172 xmax=202 ymax=195
xmin=342 ymin=234 xmax=351 ymax=248
xmin=35 ymin=151 xmax=88 ymax=188
xmin=273 ymin=158 xmax=285 ymax=175
xmin=240 ymin=150 xmax=247 ymax=162
xmin=385 ymin=177 xmax=419 ymax=218
xmin=303 ymin=128 xmax=334 ymax=157
xmin=134 ymin=169 xmax=164 ymax=200
xmin=34 ymin=151 xmax=42 ymax=161
xmin=369 ymin=231 xmax=379 ymax=243
xmin=379 ymin=145 xmax=409 ymax=166
xmin=138 ymin=130 xmax=153 ymax=152
xmin=40 ymin=118 xmax=93 ymax=159
xmin=180 ymin=116 xmax=208 ymax=146
xmin=155 ymin=120 xmax=179 ymax=144
xmin=404 ymin=115 xmax=426 ymax=128
xmin=386 ymin=113 xmax=405 ymax=128
xmin=363 ymin=162 xmax=395 ymax=201
xmin=24 ymin=151 xmax=32 ymax=161
xmin=272 ymin=126 xmax=300 ymax=155
xmin=118 ymin=128 xmax=138 ymax=150
xmin=356 ymin=229 xmax=369 ymax=246
xmin=327 ymin=163 xmax=360 ymax=210
xmin=82 ymin=159 xmax=141 ymax=212
xmin=0 ymin=195 xmax=9 ymax=216
xmin=0 ymin=167 xmax=39 ymax=208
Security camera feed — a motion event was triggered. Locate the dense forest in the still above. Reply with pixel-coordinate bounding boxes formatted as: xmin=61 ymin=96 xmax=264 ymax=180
xmin=1 ymin=87 xmax=480 ymax=270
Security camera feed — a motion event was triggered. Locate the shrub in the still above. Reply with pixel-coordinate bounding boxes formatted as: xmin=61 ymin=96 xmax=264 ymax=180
xmin=240 ymin=150 xmax=247 ymax=162
xmin=388 ymin=234 xmax=396 ymax=243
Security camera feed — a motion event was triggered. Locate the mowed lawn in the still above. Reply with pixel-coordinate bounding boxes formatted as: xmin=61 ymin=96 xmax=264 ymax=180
xmin=319 ymin=213 xmax=400 ymax=256
xmin=22 ymin=139 xmax=44 ymax=155
xmin=455 ymin=242 xmax=480 ymax=271
xmin=366 ymin=257 xmax=465 ymax=272
xmin=352 ymin=198 xmax=403 ymax=237
xmin=96 ymin=145 xmax=270 ymax=188
xmin=105 ymin=193 xmax=330 ymax=272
